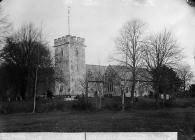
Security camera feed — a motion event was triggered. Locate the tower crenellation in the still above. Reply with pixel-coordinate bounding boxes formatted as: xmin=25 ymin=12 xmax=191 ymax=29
xmin=54 ymin=35 xmax=85 ymax=47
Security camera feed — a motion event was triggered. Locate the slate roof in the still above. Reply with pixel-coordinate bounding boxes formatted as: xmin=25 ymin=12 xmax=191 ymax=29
xmin=86 ymin=64 xmax=151 ymax=82
xmin=86 ymin=64 xmax=107 ymax=81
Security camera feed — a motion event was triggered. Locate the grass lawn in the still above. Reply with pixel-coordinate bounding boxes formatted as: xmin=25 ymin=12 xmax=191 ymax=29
xmin=0 ymin=97 xmax=195 ymax=140
xmin=0 ymin=108 xmax=194 ymax=140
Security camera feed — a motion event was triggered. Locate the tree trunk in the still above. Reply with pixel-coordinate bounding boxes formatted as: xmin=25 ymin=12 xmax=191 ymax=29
xmin=154 ymin=67 xmax=161 ymax=109
xmin=183 ymin=80 xmax=186 ymax=92
xmin=130 ymin=69 xmax=136 ymax=105
xmin=155 ymin=80 xmax=160 ymax=109
xmin=131 ymin=82 xmax=135 ymax=105
xmin=96 ymin=94 xmax=98 ymax=111
xmin=85 ymin=80 xmax=88 ymax=103
xmin=163 ymin=92 xmax=166 ymax=108
xmin=32 ymin=67 xmax=38 ymax=113
xmin=98 ymin=84 xmax=103 ymax=110
xmin=121 ymin=88 xmax=125 ymax=112
xmin=22 ymin=69 xmax=30 ymax=100
xmin=99 ymin=93 xmax=102 ymax=110
xmin=21 ymin=79 xmax=27 ymax=100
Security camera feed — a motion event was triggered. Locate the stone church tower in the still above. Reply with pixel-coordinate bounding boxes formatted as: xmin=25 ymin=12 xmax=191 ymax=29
xmin=54 ymin=35 xmax=86 ymax=95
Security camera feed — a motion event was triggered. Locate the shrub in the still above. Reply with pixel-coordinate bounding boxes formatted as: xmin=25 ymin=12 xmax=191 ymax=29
xmin=164 ymin=100 xmax=174 ymax=107
xmin=0 ymin=99 xmax=72 ymax=114
xmin=0 ymin=104 xmax=9 ymax=114
xmin=72 ymin=97 xmax=93 ymax=111
xmin=104 ymin=102 xmax=121 ymax=111
xmin=35 ymin=100 xmax=70 ymax=113
xmin=0 ymin=101 xmax=33 ymax=114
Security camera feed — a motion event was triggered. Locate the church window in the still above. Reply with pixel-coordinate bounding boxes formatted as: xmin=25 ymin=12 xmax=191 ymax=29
xmin=61 ymin=48 xmax=63 ymax=56
xmin=108 ymin=82 xmax=113 ymax=92
xmin=59 ymin=84 xmax=63 ymax=92
xmin=125 ymin=87 xmax=128 ymax=93
xmin=65 ymin=60 xmax=69 ymax=64
xmin=71 ymin=64 xmax=73 ymax=70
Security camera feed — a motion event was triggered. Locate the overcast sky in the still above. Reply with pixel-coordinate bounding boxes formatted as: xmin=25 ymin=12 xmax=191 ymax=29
xmin=2 ymin=0 xmax=195 ymax=81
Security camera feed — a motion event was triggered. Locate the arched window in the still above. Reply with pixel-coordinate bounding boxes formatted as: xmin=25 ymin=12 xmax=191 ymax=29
xmin=75 ymin=48 xmax=79 ymax=56
xmin=108 ymin=82 xmax=113 ymax=92
xmin=61 ymin=48 xmax=63 ymax=56
xmin=59 ymin=84 xmax=63 ymax=92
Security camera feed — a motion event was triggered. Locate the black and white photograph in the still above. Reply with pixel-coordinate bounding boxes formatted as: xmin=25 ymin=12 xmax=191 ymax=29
xmin=0 ymin=0 xmax=195 ymax=140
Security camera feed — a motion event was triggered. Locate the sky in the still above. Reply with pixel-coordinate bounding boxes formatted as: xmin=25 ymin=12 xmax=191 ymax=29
xmin=1 ymin=0 xmax=195 ymax=82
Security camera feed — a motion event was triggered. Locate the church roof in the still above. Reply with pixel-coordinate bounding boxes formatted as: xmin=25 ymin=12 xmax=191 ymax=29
xmin=85 ymin=64 xmax=151 ymax=82
xmin=86 ymin=64 xmax=107 ymax=81
xmin=105 ymin=65 xmax=132 ymax=80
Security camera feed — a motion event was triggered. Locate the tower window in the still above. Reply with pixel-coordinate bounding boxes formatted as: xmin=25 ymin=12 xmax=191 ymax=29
xmin=71 ymin=64 xmax=73 ymax=70
xmin=75 ymin=48 xmax=79 ymax=56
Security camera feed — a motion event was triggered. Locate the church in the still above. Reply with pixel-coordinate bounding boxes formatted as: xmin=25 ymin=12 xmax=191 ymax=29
xmin=53 ymin=35 xmax=152 ymax=97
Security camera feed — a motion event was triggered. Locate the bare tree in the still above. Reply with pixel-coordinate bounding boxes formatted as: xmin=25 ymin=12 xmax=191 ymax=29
xmin=82 ymin=65 xmax=105 ymax=110
xmin=0 ymin=6 xmax=11 ymax=49
xmin=142 ymin=30 xmax=182 ymax=108
xmin=79 ymin=69 xmax=94 ymax=103
xmin=79 ymin=75 xmax=89 ymax=102
xmin=95 ymin=64 xmax=104 ymax=110
xmin=105 ymin=65 xmax=129 ymax=111
xmin=177 ymin=65 xmax=193 ymax=92
xmin=113 ymin=19 xmax=146 ymax=105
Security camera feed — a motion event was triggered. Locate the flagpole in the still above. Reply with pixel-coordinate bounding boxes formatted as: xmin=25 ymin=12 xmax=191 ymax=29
xmin=68 ymin=6 xmax=70 ymax=35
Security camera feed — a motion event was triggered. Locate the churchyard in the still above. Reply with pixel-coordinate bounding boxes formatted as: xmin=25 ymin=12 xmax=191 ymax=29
xmin=0 ymin=96 xmax=195 ymax=140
